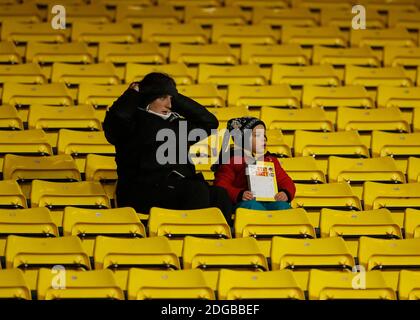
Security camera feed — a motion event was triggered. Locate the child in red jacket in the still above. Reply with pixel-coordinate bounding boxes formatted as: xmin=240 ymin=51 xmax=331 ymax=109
xmin=213 ymin=117 xmax=295 ymax=211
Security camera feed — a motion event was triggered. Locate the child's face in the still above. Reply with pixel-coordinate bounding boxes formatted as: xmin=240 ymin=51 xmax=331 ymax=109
xmin=251 ymin=124 xmax=266 ymax=156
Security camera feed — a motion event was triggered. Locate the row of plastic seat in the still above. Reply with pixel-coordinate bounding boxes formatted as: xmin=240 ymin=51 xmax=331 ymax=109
xmin=2 ymin=267 xmax=420 ymax=300
xmin=2 ymin=3 xmax=420 ymax=30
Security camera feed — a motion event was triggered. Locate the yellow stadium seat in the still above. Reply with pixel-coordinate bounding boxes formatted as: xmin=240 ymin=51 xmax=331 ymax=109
xmin=177 ymin=84 xmax=225 ymax=107
xmin=0 ymin=3 xmax=44 ymax=24
xmin=78 ymin=84 xmax=126 ymax=108
xmin=271 ymin=236 xmax=355 ymax=270
xmin=312 ymin=46 xmax=380 ymax=67
xmin=241 ymin=43 xmax=308 ymax=66
xmin=98 ymin=42 xmax=166 ymax=64
xmin=158 ymin=0 xmax=221 ymax=7
xmin=96 ymin=0 xmax=154 ymax=7
xmin=292 ymin=0 xmax=352 ymax=11
xmin=282 ymin=26 xmax=347 ymax=47
xmin=417 ymin=67 xmax=420 ymax=86
xmin=388 ymin=10 xmax=420 ymax=31
xmin=63 ymin=206 xmax=145 ymax=256
xmin=211 ymin=24 xmax=280 ymax=46
xmin=363 ymin=182 xmax=420 ymax=213
xmin=377 ymin=86 xmax=420 ymax=110
xmin=414 ymin=109 xmax=420 ymax=131
xmin=265 ymin=129 xmax=292 ymax=158
xmin=182 ymin=236 xmax=268 ymax=271
xmin=234 ymin=208 xmax=316 ymax=257
xmin=407 ymin=157 xmax=420 ymax=182
xmin=405 ymin=208 xmax=420 ymax=239
xmin=47 ymin=3 xmax=113 ymax=24
xmin=345 ymin=66 xmax=412 ymax=88
xmin=210 ymin=106 xmax=249 ymax=129
xmin=228 ymin=84 xmax=299 ymax=108
xmin=127 ymin=269 xmax=214 ymax=300
xmin=261 ymin=107 xmax=333 ymax=132
xmin=252 ymin=7 xmax=318 ymax=28
xmin=37 ymin=268 xmax=123 ymax=300
xmin=0 ymin=129 xmax=52 ymax=157
xmin=26 ymin=42 xmax=93 ymax=65
xmin=0 ymin=63 xmax=46 ymax=84
xmin=0 ymin=104 xmax=23 ymax=130
xmin=1 ymin=21 xmax=70 ymax=43
xmin=148 ymin=207 xmax=231 ymax=256
xmin=302 ymin=85 xmax=373 ymax=108
xmin=198 ymin=64 xmax=267 ymax=86
xmin=308 ymin=269 xmax=396 ymax=300
xmin=398 ymin=270 xmax=420 ymax=300
xmin=320 ymin=7 xmax=386 ymax=29
xmin=272 ymin=65 xmax=340 ymax=87
xmin=116 ymin=5 xmax=182 ymax=25
xmin=1 ymin=83 xmax=72 ymax=107
xmin=294 ymin=130 xmax=369 ymax=158
xmin=337 ymin=106 xmax=410 ymax=133
xmin=170 ymin=43 xmax=237 ymax=65
xmin=0 ymin=180 xmax=27 ymax=209
xmin=362 ymin=0 xmax=418 ymax=12
xmin=0 ymin=269 xmax=31 ymax=300
xmin=384 ymin=46 xmax=420 ymax=68
xmin=125 ymin=63 xmax=193 ymax=85
xmin=57 ymin=129 xmax=115 ymax=173
xmin=71 ymin=22 xmax=137 ymax=44
xmin=225 ymin=0 xmax=288 ymax=8
xmin=278 ymin=157 xmax=326 ymax=184
xmin=85 ymin=154 xmax=117 ymax=182
xmin=292 ymin=182 xmax=362 ymax=212
xmin=51 ymin=62 xmax=120 ymax=86
xmin=26 ymin=0 xmax=86 ymax=7
xmin=359 ymin=236 xmax=420 ymax=271
xmin=218 ymin=269 xmax=304 ymax=300
xmin=351 ymin=28 xmax=417 ymax=49
xmin=0 ymin=41 xmax=21 ymax=64
xmin=142 ymin=22 xmax=208 ymax=45
xmin=184 ymin=6 xmax=251 ymax=26
xmin=371 ymin=131 xmax=420 ymax=158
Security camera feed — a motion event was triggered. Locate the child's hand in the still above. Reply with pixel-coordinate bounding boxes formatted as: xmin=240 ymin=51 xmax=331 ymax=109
xmin=242 ymin=191 xmax=254 ymax=201
xmin=275 ymin=191 xmax=288 ymax=202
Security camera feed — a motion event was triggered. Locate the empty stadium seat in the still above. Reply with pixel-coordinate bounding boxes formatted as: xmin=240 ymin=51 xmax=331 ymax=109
xmin=0 ymin=3 xmax=44 ymax=24
xmin=234 ymin=207 xmax=316 ymax=257
xmin=184 ymin=6 xmax=251 ymax=26
xmin=71 ymin=21 xmax=137 ymax=44
xmin=1 ymin=21 xmax=70 ymax=43
xmin=177 ymin=84 xmax=225 ymax=107
xmin=63 ymin=206 xmax=145 ymax=256
xmin=377 ymin=86 xmax=420 ymax=110
xmin=312 ymin=46 xmax=380 ymax=67
xmin=362 ymin=0 xmax=418 ymax=12
xmin=261 ymin=107 xmax=333 ymax=132
xmin=282 ymin=26 xmax=347 ymax=47
xmin=85 ymin=154 xmax=117 ymax=182
xmin=265 ymin=129 xmax=292 ymax=158
xmin=0 ymin=269 xmax=31 ymax=300
xmin=414 ymin=109 xmax=420 ymax=131
xmin=407 ymin=157 xmax=420 ymax=182
xmin=218 ymin=269 xmax=305 ymax=300
xmin=308 ymin=269 xmax=396 ymax=300
xmin=0 ymin=41 xmax=21 ymax=64
xmin=210 ymin=106 xmax=249 ymax=129
xmin=278 ymin=157 xmax=326 ymax=184
xmin=226 ymin=0 xmax=287 ymax=8
xmin=212 ymin=24 xmax=279 ymax=46
xmin=405 ymin=208 xmax=420 ymax=239
xmin=345 ymin=66 xmax=412 ymax=88
xmin=358 ymin=236 xmax=420 ymax=271
xmin=241 ymin=44 xmax=308 ymax=66
xmin=125 ymin=63 xmax=193 ymax=85
xmin=116 ymin=5 xmax=182 ymax=25
xmin=0 ymin=63 xmax=46 ymax=84
xmin=302 ymin=85 xmax=373 ymax=109
xmin=388 ymin=10 xmax=420 ymax=31
xmin=384 ymin=46 xmax=420 ymax=68
xmin=47 ymin=3 xmax=113 ymax=24
xmin=252 ymin=7 xmax=318 ymax=28
xmin=0 ymin=180 xmax=27 ymax=209
xmin=37 ymin=268 xmax=124 ymax=300
xmin=351 ymin=28 xmax=417 ymax=49
xmin=142 ymin=22 xmax=208 ymax=44
xmin=26 ymin=42 xmax=93 ymax=65
xmin=51 ymin=62 xmax=120 ymax=86
xmin=78 ymin=84 xmax=126 ymax=108
xmin=198 ymin=64 xmax=267 ymax=86
xmin=292 ymin=0 xmax=351 ymax=11
xmin=170 ymin=43 xmax=237 ymax=65
xmin=271 ymin=65 xmax=340 ymax=87
xmin=228 ymin=84 xmax=300 ymax=108
xmin=0 ymin=104 xmax=23 ymax=130
xmin=371 ymin=131 xmax=420 ymax=159
xmin=159 ymin=0 xmax=221 ymax=6
xmin=98 ymin=42 xmax=166 ymax=64
xmin=320 ymin=7 xmax=386 ymax=29
xmin=398 ymin=270 xmax=420 ymax=300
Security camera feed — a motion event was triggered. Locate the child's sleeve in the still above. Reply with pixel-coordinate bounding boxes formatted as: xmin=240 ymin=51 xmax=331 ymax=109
xmin=275 ymin=160 xmax=296 ymax=202
xmin=214 ymin=164 xmax=245 ymax=204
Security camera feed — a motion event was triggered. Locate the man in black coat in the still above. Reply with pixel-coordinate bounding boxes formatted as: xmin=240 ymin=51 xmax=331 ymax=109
xmin=103 ymin=72 xmax=232 ymax=223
